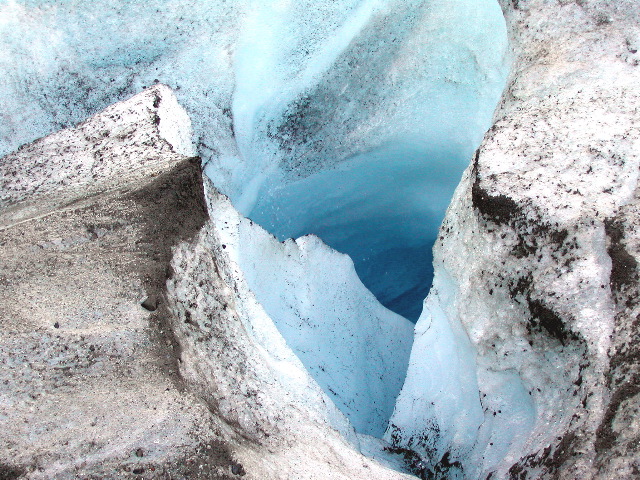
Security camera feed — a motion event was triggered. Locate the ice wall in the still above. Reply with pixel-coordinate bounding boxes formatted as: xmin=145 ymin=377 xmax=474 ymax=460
xmin=206 ymin=184 xmax=414 ymax=437
xmin=0 ymin=0 xmax=509 ymax=321
xmin=229 ymin=0 xmax=511 ymax=320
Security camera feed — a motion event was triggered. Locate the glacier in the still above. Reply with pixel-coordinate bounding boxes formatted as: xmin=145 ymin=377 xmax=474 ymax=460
xmin=0 ymin=0 xmax=509 ymax=321
xmin=0 ymin=0 xmax=516 ymax=477
xmin=2 ymin=0 xmax=639 ymax=478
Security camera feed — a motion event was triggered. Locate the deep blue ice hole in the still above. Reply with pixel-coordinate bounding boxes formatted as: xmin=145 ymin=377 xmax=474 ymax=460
xmin=249 ymin=143 xmax=457 ymax=321
xmin=225 ymin=1 xmax=510 ymax=322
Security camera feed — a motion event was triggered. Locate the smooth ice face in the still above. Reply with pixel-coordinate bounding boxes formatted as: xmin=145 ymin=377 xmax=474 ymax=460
xmin=226 ymin=0 xmax=510 ymax=320
xmin=386 ymin=264 xmax=537 ymax=478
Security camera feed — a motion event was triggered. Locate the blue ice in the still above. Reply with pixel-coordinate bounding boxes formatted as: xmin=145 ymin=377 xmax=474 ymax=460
xmin=227 ymin=0 xmax=510 ymax=321
xmin=0 ymin=0 xmax=510 ymax=445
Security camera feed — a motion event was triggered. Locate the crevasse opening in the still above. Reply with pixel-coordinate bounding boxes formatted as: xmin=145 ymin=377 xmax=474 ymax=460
xmin=205 ymin=1 xmax=513 ymax=471
xmin=209 ymin=0 xmax=510 ymax=322
xmin=0 ymin=0 xmax=513 ymax=475
xmin=206 ymin=1 xmax=514 ymax=473
xmin=0 ymin=0 xmax=508 ymax=323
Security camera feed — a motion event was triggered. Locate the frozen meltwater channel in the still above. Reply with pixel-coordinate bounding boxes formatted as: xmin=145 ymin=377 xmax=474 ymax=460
xmin=221 ymin=0 xmax=510 ymax=322
xmin=209 ymin=0 xmax=516 ymax=476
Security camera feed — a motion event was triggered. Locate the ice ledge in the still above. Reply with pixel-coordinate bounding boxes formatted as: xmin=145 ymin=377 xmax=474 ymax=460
xmin=0 ymin=85 xmax=192 ymax=227
xmin=0 ymin=87 xmax=415 ymax=479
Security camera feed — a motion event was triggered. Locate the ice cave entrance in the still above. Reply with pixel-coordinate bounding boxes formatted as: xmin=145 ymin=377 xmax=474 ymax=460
xmin=212 ymin=0 xmax=510 ymax=322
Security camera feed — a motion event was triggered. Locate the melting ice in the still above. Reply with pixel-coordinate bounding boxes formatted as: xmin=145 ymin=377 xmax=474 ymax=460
xmin=0 ymin=0 xmax=513 ymax=476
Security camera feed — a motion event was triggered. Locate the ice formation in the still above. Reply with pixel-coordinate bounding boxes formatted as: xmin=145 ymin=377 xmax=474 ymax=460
xmin=205 ymin=184 xmax=414 ymax=437
xmin=0 ymin=0 xmax=509 ymax=321
xmin=386 ymin=1 xmax=640 ymax=478
xmin=3 ymin=0 xmax=639 ymax=478
xmin=0 ymin=0 xmax=515 ymax=477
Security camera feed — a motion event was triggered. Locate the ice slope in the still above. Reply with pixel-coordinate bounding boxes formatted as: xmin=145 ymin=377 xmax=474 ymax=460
xmin=205 ymin=184 xmax=414 ymax=437
xmin=387 ymin=0 xmax=640 ymax=478
xmin=0 ymin=0 xmax=509 ymax=320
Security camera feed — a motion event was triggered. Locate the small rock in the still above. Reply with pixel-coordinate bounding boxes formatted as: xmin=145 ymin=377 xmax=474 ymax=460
xmin=54 ymin=322 xmax=60 ymax=329
xmin=132 ymin=467 xmax=145 ymax=475
xmin=135 ymin=448 xmax=144 ymax=458
xmin=141 ymin=296 xmax=158 ymax=312
xmin=231 ymin=462 xmax=246 ymax=476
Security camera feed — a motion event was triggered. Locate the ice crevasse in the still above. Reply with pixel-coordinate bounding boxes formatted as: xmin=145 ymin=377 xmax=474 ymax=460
xmin=0 ymin=0 xmax=509 ymax=322
xmin=0 ymin=0 xmax=516 ymax=477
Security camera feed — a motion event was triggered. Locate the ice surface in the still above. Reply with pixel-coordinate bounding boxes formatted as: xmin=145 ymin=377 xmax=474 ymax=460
xmin=0 ymin=0 xmax=242 ymax=170
xmin=205 ymin=183 xmax=414 ymax=437
xmin=0 ymin=0 xmax=511 ymax=470
xmin=0 ymin=0 xmax=509 ymax=321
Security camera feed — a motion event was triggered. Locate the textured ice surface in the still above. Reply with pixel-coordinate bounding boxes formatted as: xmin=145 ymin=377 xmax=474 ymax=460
xmin=0 ymin=0 xmax=509 ymax=465
xmin=0 ymin=0 xmax=509 ymax=321
xmin=204 ymin=183 xmax=414 ymax=437
xmin=0 ymin=0 xmax=242 ymax=167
